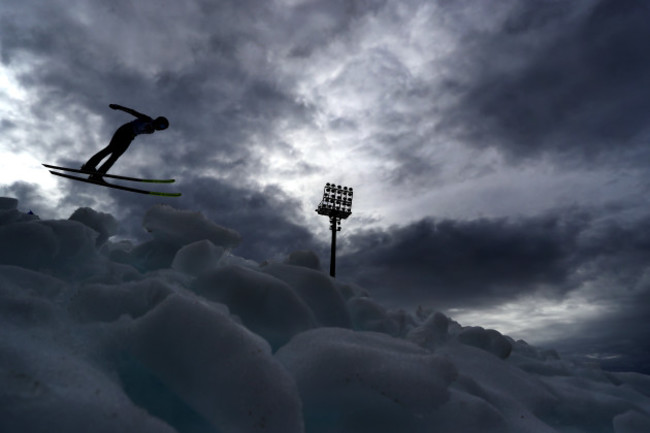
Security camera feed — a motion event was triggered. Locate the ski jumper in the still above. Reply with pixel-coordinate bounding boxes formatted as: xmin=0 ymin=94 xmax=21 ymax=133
xmin=83 ymin=118 xmax=155 ymax=175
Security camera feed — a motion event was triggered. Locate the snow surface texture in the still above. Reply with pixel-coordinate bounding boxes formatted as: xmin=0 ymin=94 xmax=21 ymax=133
xmin=1 ymin=198 xmax=650 ymax=433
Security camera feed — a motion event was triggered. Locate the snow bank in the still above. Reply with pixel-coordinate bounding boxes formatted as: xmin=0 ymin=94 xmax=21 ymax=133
xmin=1 ymin=197 xmax=650 ymax=433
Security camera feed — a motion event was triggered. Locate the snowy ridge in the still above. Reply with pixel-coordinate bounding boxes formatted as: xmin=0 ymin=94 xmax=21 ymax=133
xmin=1 ymin=197 xmax=650 ymax=433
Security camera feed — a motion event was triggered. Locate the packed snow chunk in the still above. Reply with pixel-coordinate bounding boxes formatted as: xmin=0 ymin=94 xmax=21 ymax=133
xmin=456 ymin=326 xmax=512 ymax=359
xmin=387 ymin=308 xmax=420 ymax=337
xmin=171 ymin=239 xmax=225 ymax=276
xmin=143 ymin=204 xmax=241 ymax=249
xmin=125 ymin=293 xmax=304 ymax=433
xmin=0 ymin=265 xmax=67 ymax=299
xmin=29 ymin=220 xmax=104 ymax=280
xmin=508 ymin=341 xmax=573 ymax=377
xmin=407 ymin=311 xmax=450 ymax=349
xmin=262 ymin=262 xmax=351 ymax=328
xmin=80 ymin=260 xmax=141 ymax=285
xmin=68 ymin=279 xmax=173 ymax=323
xmin=0 ymin=197 xmax=38 ymax=225
xmin=0 ymin=328 xmax=177 ymax=433
xmin=0 ymin=196 xmax=17 ymax=210
xmin=127 ymin=239 xmax=181 ymax=271
xmin=338 ymin=282 xmax=370 ymax=301
xmin=192 ymin=265 xmax=316 ymax=349
xmin=0 ymin=264 xmax=67 ymax=330
xmin=275 ymin=328 xmax=457 ymax=433
xmin=347 ymin=296 xmax=399 ymax=336
xmin=103 ymin=239 xmax=134 ymax=262
xmin=0 ymin=290 xmax=63 ymax=328
xmin=217 ymin=250 xmax=260 ymax=269
xmin=0 ymin=221 xmax=58 ymax=269
xmin=613 ymin=410 xmax=650 ymax=433
xmin=510 ymin=338 xmax=560 ymax=361
xmin=69 ymin=207 xmax=118 ymax=246
xmin=283 ymin=250 xmax=321 ymax=270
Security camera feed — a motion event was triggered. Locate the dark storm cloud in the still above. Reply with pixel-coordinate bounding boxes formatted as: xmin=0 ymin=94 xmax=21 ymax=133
xmin=4 ymin=0 xmax=649 ymax=303
xmin=171 ymin=176 xmax=326 ymax=262
xmin=339 ymin=211 xmax=587 ymax=307
xmin=445 ymin=0 xmax=650 ymax=165
xmin=339 ymin=208 xmax=650 ymax=310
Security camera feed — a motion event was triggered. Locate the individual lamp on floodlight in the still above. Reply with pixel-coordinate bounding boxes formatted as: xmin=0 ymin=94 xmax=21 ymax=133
xmin=316 ymin=182 xmax=354 ymax=277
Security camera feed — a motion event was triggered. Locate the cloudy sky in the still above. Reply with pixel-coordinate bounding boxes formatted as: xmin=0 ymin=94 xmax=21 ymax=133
xmin=1 ymin=0 xmax=650 ymax=372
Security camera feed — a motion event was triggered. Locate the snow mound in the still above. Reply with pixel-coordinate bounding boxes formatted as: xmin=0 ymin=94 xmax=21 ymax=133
xmin=1 ymin=197 xmax=650 ymax=433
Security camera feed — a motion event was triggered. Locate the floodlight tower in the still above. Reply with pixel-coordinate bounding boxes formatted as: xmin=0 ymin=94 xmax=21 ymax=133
xmin=316 ymin=183 xmax=353 ymax=277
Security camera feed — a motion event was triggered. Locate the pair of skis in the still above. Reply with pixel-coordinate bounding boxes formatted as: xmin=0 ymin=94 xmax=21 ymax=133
xmin=43 ymin=164 xmax=181 ymax=197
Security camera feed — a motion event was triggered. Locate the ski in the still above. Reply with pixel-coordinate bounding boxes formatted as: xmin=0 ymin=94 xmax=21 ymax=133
xmin=42 ymin=164 xmax=175 ymax=183
xmin=48 ymin=171 xmax=181 ymax=197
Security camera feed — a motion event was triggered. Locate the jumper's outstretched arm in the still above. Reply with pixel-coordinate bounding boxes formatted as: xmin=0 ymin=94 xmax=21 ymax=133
xmin=109 ymin=104 xmax=152 ymax=121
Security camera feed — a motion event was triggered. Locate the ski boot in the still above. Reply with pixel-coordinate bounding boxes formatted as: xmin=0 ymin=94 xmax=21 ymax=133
xmin=81 ymin=164 xmax=105 ymax=183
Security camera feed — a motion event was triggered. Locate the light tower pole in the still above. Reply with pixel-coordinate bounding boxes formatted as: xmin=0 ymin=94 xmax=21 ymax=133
xmin=316 ymin=183 xmax=353 ymax=277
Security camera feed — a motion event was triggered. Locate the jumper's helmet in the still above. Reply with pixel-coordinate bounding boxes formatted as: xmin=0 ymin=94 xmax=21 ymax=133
xmin=154 ymin=116 xmax=169 ymax=130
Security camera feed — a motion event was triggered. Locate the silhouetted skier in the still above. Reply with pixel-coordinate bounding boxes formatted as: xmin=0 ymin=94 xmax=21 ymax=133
xmin=81 ymin=104 xmax=169 ymax=181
